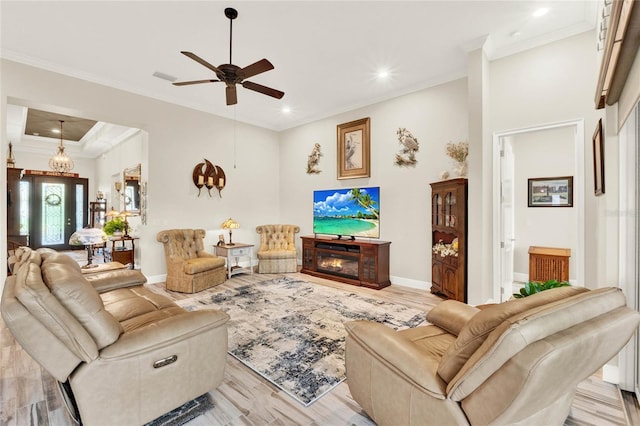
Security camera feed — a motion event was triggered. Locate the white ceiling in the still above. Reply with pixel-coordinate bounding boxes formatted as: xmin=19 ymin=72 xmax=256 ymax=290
xmin=1 ymin=1 xmax=598 ymax=136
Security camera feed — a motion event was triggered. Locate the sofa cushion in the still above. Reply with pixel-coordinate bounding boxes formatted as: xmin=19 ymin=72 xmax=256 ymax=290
xmin=100 ymin=286 xmax=186 ymax=332
xmin=257 ymin=249 xmax=296 ymax=259
xmin=183 ymin=257 xmax=226 ymax=275
xmin=41 ymin=256 xmax=123 ymax=349
xmin=85 ymin=269 xmax=147 ymax=293
xmin=437 ymin=286 xmax=588 ymax=383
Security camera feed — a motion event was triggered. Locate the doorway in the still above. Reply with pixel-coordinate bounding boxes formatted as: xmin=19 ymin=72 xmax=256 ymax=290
xmin=21 ymin=174 xmax=88 ymax=250
xmin=492 ymin=119 xmax=585 ymax=302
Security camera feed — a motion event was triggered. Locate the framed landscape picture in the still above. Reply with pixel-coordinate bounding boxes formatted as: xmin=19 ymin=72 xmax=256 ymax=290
xmin=528 ymin=176 xmax=573 ymax=207
xmin=337 ymin=117 xmax=370 ymax=179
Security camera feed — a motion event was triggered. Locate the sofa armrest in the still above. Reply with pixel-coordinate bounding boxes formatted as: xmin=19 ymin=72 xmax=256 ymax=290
xmin=345 ymin=320 xmax=446 ymax=399
xmin=85 ymin=270 xmax=147 ymax=293
xmin=427 ymin=300 xmax=480 ymax=336
xmin=99 ymin=309 xmax=229 ymax=359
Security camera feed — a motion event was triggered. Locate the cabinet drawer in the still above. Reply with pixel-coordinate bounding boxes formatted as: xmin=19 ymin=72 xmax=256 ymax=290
xmin=231 ymin=247 xmax=250 ymax=256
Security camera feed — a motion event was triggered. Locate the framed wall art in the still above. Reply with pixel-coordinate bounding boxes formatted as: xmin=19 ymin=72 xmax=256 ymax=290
xmin=528 ymin=176 xmax=574 ymax=207
xmin=592 ymin=118 xmax=605 ymax=196
xmin=337 ymin=117 xmax=370 ymax=179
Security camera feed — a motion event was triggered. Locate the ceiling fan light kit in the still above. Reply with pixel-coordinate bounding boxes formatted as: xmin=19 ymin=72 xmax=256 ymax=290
xmin=173 ymin=7 xmax=284 ymax=106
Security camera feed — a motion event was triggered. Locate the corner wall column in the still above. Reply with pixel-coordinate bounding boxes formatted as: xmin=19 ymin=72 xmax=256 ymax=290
xmin=466 ymin=39 xmax=493 ymax=304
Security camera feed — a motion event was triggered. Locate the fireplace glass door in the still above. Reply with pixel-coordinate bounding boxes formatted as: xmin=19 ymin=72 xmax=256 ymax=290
xmin=316 ymin=250 xmax=359 ymax=280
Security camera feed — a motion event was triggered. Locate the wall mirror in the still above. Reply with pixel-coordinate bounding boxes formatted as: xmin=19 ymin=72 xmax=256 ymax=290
xmin=123 ymin=164 xmax=141 ymax=215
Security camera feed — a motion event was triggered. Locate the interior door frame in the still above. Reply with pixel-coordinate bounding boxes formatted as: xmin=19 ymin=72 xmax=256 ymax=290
xmin=492 ymin=119 xmax=585 ymax=302
xmin=617 ymin=101 xmax=639 ymax=394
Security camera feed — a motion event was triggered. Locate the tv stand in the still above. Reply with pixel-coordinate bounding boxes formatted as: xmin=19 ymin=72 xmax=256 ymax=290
xmin=301 ymin=236 xmax=391 ymax=289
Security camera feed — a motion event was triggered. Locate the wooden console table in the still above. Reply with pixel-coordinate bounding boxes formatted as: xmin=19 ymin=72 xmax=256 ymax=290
xmin=301 ymin=236 xmax=391 ymax=289
xmin=104 ymin=236 xmax=138 ymax=269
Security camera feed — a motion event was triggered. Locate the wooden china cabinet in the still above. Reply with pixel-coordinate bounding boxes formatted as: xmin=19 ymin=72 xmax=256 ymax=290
xmin=430 ymin=178 xmax=467 ymax=302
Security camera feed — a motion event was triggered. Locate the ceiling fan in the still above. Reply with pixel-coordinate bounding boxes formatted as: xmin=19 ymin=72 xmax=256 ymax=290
xmin=173 ymin=7 xmax=284 ymax=106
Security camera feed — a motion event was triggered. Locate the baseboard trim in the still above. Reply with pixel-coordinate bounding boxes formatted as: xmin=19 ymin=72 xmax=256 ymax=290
xmin=147 ymin=274 xmax=166 ymax=284
xmin=390 ymin=276 xmax=430 ymax=291
xmin=603 ymin=364 xmax=620 ymax=384
xmin=513 ymin=272 xmax=528 ymax=283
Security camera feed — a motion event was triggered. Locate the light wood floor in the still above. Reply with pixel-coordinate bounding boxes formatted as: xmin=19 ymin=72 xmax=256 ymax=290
xmin=1 ymin=267 xmax=638 ymax=425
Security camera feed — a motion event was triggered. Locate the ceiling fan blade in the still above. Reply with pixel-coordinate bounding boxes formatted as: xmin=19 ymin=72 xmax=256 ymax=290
xmin=173 ymin=79 xmax=220 ymax=86
xmin=226 ymin=85 xmax=238 ymax=105
xmin=180 ymin=51 xmax=221 ymax=74
xmin=241 ymin=59 xmax=274 ymax=79
xmin=242 ymin=81 xmax=284 ymax=99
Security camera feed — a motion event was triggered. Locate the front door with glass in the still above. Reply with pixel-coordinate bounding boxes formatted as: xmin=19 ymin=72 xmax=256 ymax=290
xmin=22 ymin=175 xmax=88 ymax=250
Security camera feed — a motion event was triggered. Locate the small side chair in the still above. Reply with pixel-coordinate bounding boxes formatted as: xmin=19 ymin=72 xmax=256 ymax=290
xmin=255 ymin=224 xmax=300 ymax=273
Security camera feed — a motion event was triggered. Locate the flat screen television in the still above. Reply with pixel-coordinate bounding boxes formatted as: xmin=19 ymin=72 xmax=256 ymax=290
xmin=313 ymin=187 xmax=380 ymax=239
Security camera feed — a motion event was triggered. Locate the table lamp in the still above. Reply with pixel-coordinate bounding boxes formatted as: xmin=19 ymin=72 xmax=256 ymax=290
xmin=221 ymin=218 xmax=240 ymax=245
xmin=69 ymin=228 xmax=108 ymax=269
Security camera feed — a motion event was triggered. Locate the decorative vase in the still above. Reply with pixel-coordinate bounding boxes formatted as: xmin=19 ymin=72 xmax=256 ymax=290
xmin=454 ymin=161 xmax=468 ymax=177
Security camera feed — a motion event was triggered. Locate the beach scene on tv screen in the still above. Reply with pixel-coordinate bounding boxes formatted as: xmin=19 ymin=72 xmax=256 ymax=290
xmin=313 ymin=187 xmax=380 ymax=238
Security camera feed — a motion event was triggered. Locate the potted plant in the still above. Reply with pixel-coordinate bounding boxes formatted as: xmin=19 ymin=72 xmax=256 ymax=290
xmin=103 ymin=217 xmax=126 ymax=236
xmin=513 ymin=279 xmax=571 ymax=299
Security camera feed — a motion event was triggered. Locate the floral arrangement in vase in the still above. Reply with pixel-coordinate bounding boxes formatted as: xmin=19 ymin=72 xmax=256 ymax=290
xmin=432 ymin=238 xmax=459 ymax=257
xmin=446 ymin=141 xmax=469 ymax=177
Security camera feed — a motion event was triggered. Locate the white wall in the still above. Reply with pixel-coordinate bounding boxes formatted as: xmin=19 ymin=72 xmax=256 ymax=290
xmin=1 ymin=59 xmax=280 ymax=281
xmin=511 ymin=126 xmax=577 ymax=281
xmin=0 ymin=30 xmax=610 ymax=297
xmin=489 ymin=30 xmax=604 ymax=290
xmin=279 ymin=78 xmax=468 ymax=287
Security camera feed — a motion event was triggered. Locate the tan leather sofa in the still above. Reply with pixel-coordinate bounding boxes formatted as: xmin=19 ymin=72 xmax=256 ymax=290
xmin=345 ymin=286 xmax=640 ymax=425
xmin=157 ymin=228 xmax=227 ymax=293
xmin=1 ymin=247 xmax=229 ymax=425
xmin=255 ymin=224 xmax=300 ymax=273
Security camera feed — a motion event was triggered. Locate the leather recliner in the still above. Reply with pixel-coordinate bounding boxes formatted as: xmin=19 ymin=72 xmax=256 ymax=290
xmin=1 ymin=247 xmax=229 ymax=425
xmin=345 ymin=286 xmax=640 ymax=425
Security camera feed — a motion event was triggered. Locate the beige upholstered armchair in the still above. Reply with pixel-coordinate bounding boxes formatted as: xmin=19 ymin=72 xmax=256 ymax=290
xmin=256 ymin=224 xmax=300 ymax=273
xmin=157 ymin=229 xmax=226 ymax=293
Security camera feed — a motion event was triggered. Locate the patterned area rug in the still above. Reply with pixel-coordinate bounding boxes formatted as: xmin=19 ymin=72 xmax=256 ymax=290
xmin=178 ymin=276 xmax=428 ymax=406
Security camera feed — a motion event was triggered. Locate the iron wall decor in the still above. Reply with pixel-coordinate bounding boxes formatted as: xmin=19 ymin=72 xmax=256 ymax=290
xmin=306 ymin=143 xmax=322 ymax=174
xmin=395 ymin=127 xmax=419 ymax=167
xmin=192 ymin=159 xmax=226 ymax=197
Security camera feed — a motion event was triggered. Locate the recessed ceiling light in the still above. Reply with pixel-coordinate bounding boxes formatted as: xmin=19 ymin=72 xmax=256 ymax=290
xmin=51 ymin=128 xmax=60 ymax=134
xmin=533 ymin=8 xmax=549 ymax=18
xmin=282 ymin=106 xmax=291 ymax=114
xmin=377 ymin=70 xmax=390 ymax=80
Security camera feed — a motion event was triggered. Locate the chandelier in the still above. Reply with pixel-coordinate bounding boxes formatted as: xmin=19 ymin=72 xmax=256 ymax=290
xmin=49 ymin=120 xmax=74 ymax=173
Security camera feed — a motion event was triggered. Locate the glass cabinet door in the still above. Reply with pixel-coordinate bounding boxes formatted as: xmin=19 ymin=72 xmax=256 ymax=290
xmin=432 ymin=194 xmax=442 ymax=226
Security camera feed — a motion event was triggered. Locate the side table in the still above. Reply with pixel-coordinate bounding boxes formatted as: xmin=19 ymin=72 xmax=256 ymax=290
xmin=214 ymin=243 xmax=254 ymax=278
xmin=104 ymin=236 xmax=138 ymax=269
